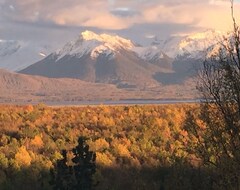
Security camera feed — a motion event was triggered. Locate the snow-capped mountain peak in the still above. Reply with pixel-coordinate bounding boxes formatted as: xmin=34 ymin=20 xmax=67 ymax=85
xmin=185 ymin=30 xmax=223 ymax=40
xmin=80 ymin=30 xmax=134 ymax=49
xmin=159 ymin=29 xmax=225 ymax=59
xmin=81 ymin=30 xmax=100 ymax=41
xmin=56 ymin=30 xmax=135 ymax=60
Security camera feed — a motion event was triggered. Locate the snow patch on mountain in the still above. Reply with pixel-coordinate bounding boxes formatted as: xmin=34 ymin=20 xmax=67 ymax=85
xmin=91 ymin=45 xmax=115 ymax=59
xmin=56 ymin=39 xmax=102 ymax=60
xmin=133 ymin=46 xmax=165 ymax=61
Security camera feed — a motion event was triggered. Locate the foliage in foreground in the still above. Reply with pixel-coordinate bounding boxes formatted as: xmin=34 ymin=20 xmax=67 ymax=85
xmin=0 ymin=103 xmax=236 ymax=189
xmin=0 ymin=104 xmax=200 ymax=190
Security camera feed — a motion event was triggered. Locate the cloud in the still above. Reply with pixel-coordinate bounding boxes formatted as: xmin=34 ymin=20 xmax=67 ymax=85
xmin=139 ymin=0 xmax=240 ymax=32
xmin=0 ymin=0 xmax=240 ymax=31
xmin=45 ymin=2 xmax=133 ymax=30
xmin=0 ymin=0 xmax=135 ymax=29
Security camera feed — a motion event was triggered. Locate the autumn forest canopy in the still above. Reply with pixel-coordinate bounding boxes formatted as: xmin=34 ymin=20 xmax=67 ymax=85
xmin=0 ymin=104 xmax=195 ymax=190
xmin=0 ymin=102 xmax=238 ymax=190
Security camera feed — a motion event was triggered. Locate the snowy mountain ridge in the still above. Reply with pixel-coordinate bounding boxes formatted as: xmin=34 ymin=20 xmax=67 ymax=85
xmin=134 ymin=46 xmax=165 ymax=61
xmin=158 ymin=30 xmax=225 ymax=59
xmin=55 ymin=30 xmax=226 ymax=63
xmin=1 ymin=29 xmax=228 ymax=72
xmin=55 ymin=30 xmax=168 ymax=63
xmin=56 ymin=30 xmax=135 ymax=60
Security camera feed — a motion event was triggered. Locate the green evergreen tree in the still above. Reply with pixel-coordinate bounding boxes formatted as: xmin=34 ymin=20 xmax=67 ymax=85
xmin=72 ymin=137 xmax=96 ymax=190
xmin=50 ymin=137 xmax=96 ymax=190
xmin=50 ymin=150 xmax=74 ymax=190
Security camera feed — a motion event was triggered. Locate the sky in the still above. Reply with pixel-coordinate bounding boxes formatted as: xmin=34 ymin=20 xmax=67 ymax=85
xmin=0 ymin=0 xmax=240 ymax=46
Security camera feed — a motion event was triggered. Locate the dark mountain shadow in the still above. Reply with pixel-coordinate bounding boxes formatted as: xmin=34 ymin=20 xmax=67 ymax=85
xmin=153 ymin=58 xmax=202 ymax=85
xmin=153 ymin=72 xmax=190 ymax=85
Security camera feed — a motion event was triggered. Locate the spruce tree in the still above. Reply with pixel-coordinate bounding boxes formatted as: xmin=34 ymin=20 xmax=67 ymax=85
xmin=50 ymin=137 xmax=96 ymax=190
xmin=72 ymin=137 xmax=96 ymax=190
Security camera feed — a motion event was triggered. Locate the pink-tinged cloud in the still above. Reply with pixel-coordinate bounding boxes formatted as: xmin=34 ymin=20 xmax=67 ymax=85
xmin=140 ymin=1 xmax=240 ymax=32
xmin=1 ymin=0 xmax=240 ymax=31
xmin=48 ymin=4 xmax=132 ymax=30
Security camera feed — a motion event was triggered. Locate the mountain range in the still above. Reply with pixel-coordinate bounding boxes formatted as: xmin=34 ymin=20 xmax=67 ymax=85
xmin=0 ymin=30 xmax=225 ymax=103
xmin=19 ymin=30 xmax=223 ymax=86
xmin=19 ymin=31 xmax=174 ymax=87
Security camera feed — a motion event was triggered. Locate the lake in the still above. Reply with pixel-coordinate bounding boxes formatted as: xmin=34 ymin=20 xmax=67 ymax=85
xmin=46 ymin=99 xmax=202 ymax=106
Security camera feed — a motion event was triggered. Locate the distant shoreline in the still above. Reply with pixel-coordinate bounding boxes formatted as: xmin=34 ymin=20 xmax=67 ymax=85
xmin=0 ymin=99 xmax=203 ymax=107
xmin=51 ymin=100 xmax=201 ymax=106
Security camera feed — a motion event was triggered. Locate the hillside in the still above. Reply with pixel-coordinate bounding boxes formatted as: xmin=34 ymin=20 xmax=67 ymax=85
xmin=0 ymin=69 xmax=197 ymax=103
xmin=0 ymin=69 xmax=124 ymax=102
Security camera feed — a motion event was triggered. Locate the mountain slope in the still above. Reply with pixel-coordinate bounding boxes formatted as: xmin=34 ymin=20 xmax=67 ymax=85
xmin=134 ymin=45 xmax=173 ymax=69
xmin=0 ymin=69 xmax=197 ymax=103
xmin=133 ymin=30 xmax=224 ymax=85
xmin=0 ymin=69 xmax=127 ymax=102
xmin=148 ymin=30 xmax=224 ymax=85
xmin=19 ymin=31 xmax=173 ymax=87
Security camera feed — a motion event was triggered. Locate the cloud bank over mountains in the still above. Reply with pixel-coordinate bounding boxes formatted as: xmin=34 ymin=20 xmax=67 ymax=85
xmin=1 ymin=0 xmax=239 ymax=30
xmin=0 ymin=0 xmax=239 ymax=49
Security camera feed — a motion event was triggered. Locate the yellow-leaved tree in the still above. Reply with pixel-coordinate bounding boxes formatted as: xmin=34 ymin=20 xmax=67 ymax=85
xmin=15 ymin=146 xmax=32 ymax=167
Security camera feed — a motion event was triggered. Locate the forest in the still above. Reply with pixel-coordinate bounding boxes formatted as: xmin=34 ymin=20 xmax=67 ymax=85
xmin=0 ymin=103 xmax=229 ymax=190
xmin=0 ymin=104 xmax=196 ymax=189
